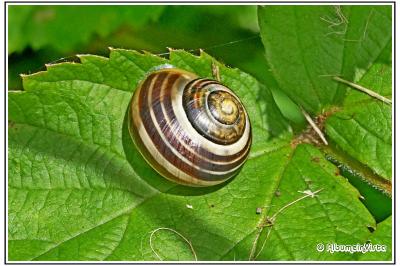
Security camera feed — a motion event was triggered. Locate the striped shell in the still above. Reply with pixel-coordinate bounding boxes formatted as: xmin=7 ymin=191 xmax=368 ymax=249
xmin=129 ymin=68 xmax=252 ymax=187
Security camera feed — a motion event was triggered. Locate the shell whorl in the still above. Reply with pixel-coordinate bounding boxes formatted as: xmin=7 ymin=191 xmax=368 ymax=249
xmin=129 ymin=68 xmax=252 ymax=187
xmin=183 ymin=80 xmax=246 ymax=145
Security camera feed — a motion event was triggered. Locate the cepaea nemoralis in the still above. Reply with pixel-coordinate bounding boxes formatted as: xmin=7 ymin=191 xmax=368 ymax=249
xmin=128 ymin=68 xmax=252 ymax=187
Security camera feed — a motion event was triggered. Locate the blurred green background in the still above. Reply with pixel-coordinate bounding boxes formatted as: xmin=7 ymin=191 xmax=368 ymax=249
xmin=8 ymin=5 xmax=305 ymax=125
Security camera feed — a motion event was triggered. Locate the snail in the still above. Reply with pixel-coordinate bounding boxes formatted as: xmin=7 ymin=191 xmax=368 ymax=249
xmin=128 ymin=68 xmax=252 ymax=187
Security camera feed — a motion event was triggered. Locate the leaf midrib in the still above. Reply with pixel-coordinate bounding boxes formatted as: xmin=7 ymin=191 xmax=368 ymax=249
xmin=293 ymin=8 xmax=322 ymax=110
xmin=218 ymin=146 xmax=295 ymax=260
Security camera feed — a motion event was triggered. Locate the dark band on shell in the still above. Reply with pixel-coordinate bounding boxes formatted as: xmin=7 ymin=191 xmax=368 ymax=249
xmin=129 ymin=68 xmax=252 ymax=187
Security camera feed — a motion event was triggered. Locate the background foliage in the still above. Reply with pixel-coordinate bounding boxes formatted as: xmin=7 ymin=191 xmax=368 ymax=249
xmin=8 ymin=5 xmax=392 ymax=261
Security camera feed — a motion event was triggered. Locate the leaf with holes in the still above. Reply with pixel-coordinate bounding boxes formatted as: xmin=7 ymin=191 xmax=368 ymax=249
xmin=357 ymin=216 xmax=392 ymax=261
xmin=325 ymin=63 xmax=392 ymax=181
xmin=257 ymin=5 xmax=392 ymax=261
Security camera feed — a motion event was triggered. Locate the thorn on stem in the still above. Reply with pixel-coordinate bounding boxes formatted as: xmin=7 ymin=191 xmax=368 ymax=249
xmin=300 ymin=107 xmax=329 ymax=145
xmin=333 ymin=76 xmax=391 ymax=105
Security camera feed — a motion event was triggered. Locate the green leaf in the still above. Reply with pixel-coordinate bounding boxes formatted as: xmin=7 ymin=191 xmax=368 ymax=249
xmin=258 ymin=7 xmax=392 ymax=259
xmin=358 ymin=216 xmax=392 ymax=261
xmin=8 ymin=6 xmax=165 ymax=54
xmin=9 ymin=49 xmax=389 ymax=261
xmin=258 ymin=5 xmax=392 ymax=113
xmin=226 ymin=144 xmax=375 ymax=261
xmin=325 ymin=63 xmax=392 ymax=180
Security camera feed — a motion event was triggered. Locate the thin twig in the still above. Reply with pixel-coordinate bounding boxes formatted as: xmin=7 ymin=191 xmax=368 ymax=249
xmin=320 ymin=6 xmax=348 ymax=36
xmin=270 ymin=188 xmax=324 ymax=222
xmin=300 ymin=107 xmax=329 ymax=145
xmin=253 ymin=225 xmax=273 ymax=260
xmin=333 ymin=76 xmax=392 ymax=105
xmin=342 ymin=10 xmax=373 ymax=42
xmin=149 ymin=227 xmax=198 ymax=261
xmin=248 ymin=227 xmax=263 ymax=260
xmin=249 ymin=189 xmax=324 ymax=260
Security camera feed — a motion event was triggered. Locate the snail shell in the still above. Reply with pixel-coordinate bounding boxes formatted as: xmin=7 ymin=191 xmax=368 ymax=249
xmin=129 ymin=68 xmax=252 ymax=187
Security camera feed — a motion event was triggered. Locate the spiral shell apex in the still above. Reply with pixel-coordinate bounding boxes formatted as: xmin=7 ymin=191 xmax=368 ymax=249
xmin=129 ymin=68 xmax=252 ymax=187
